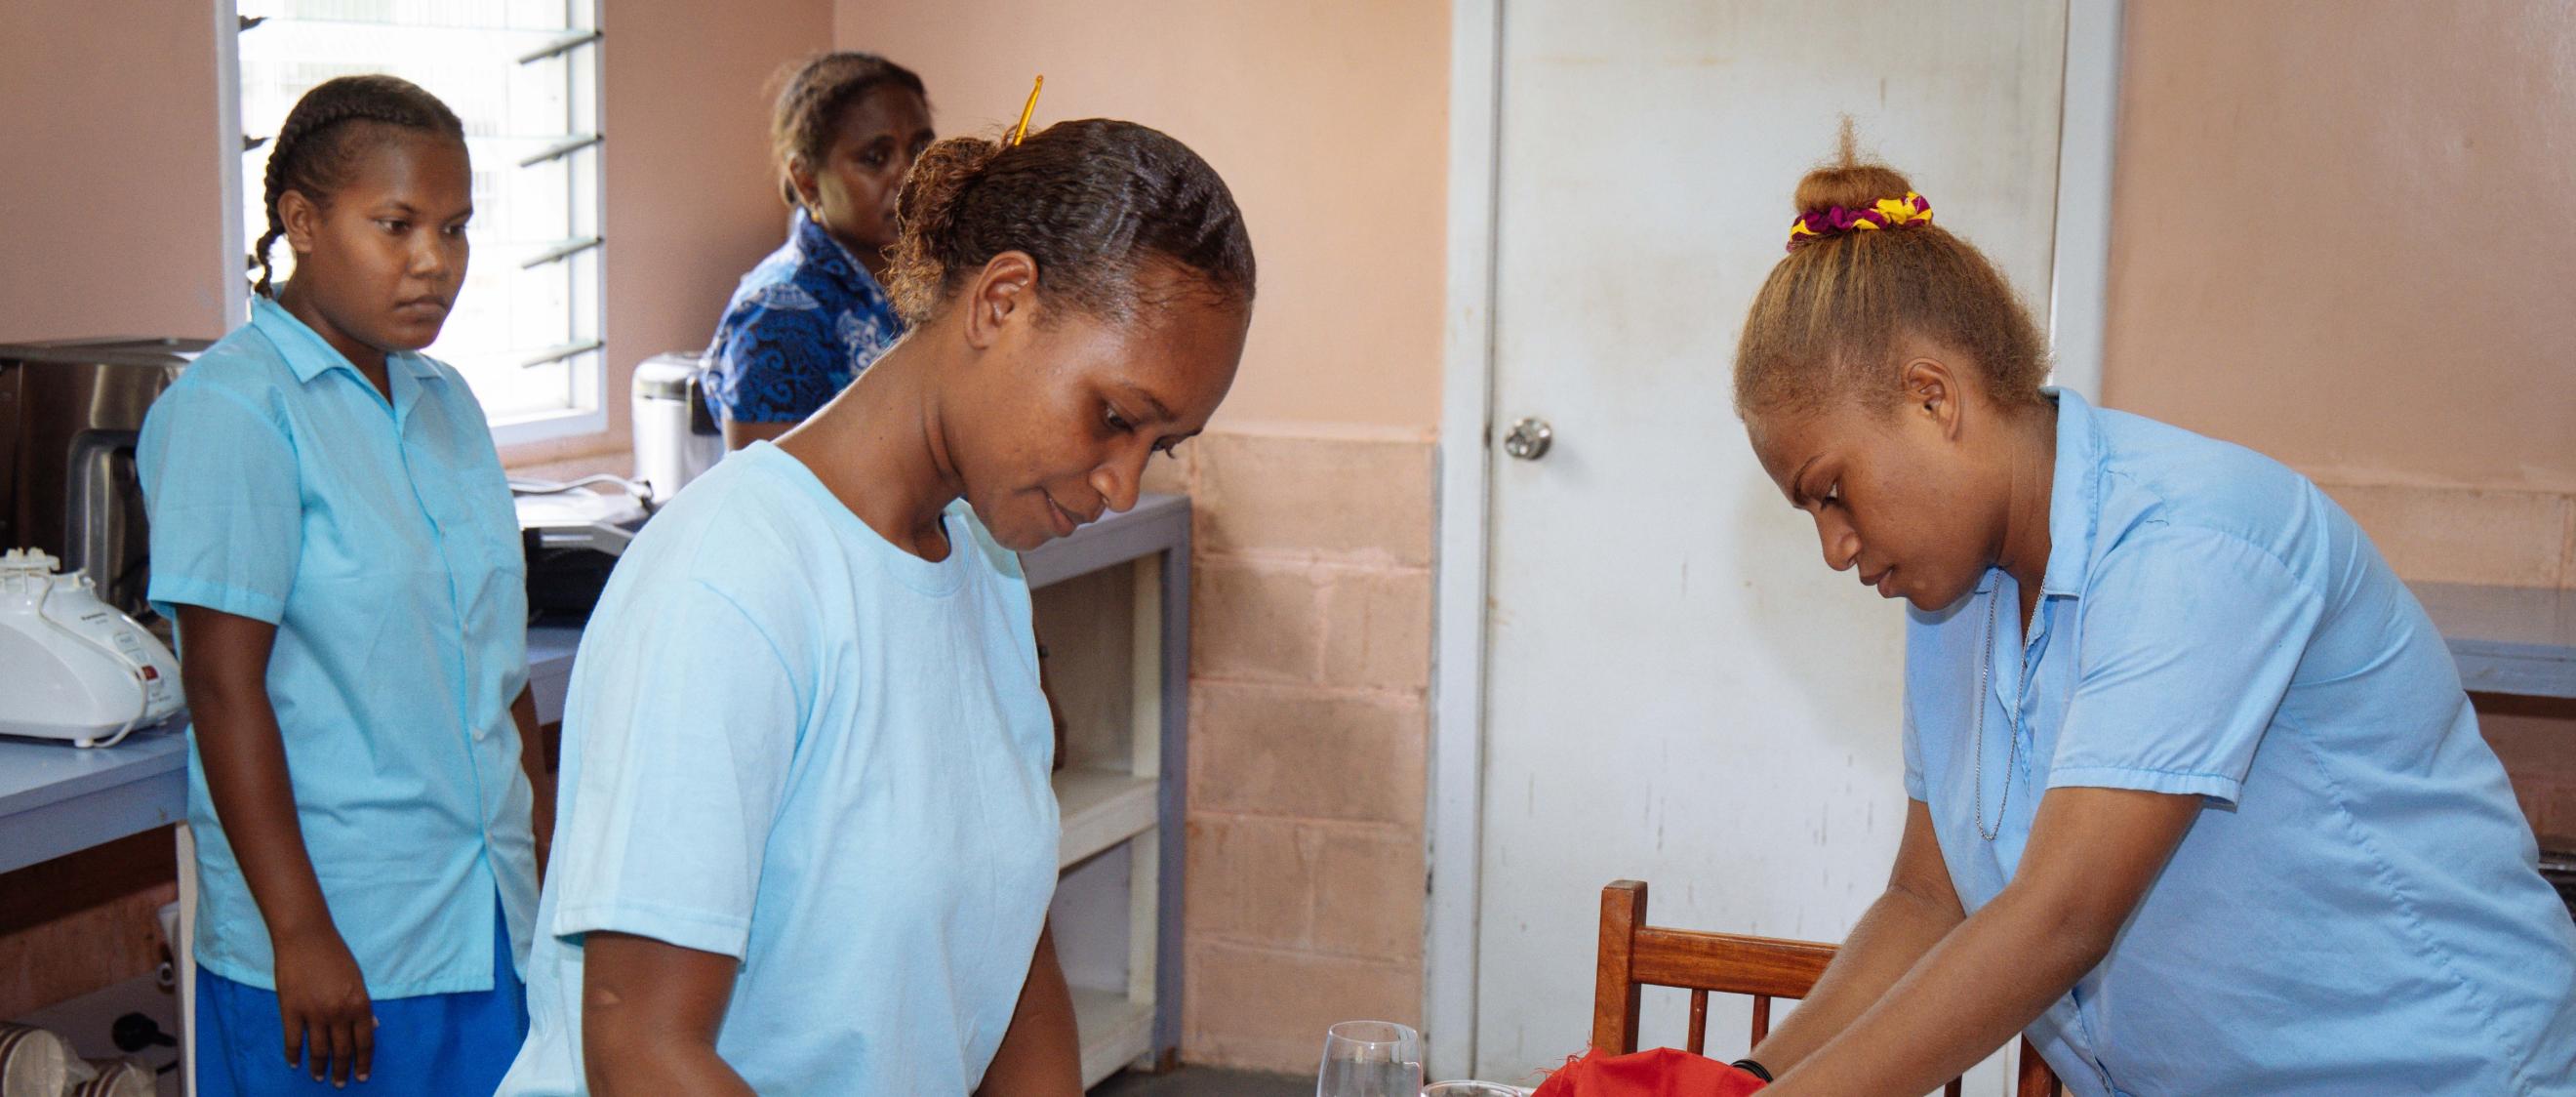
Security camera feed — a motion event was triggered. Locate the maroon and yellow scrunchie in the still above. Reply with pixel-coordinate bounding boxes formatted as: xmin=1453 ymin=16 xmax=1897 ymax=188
xmin=1785 ymin=191 xmax=1933 ymax=252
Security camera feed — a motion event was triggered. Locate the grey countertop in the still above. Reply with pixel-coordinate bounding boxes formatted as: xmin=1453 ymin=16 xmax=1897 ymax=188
xmin=42 ymin=501 xmax=2559 ymax=881
xmin=522 ymin=493 xmax=1190 ymax=725
xmin=0 ymin=719 xmax=188 ymax=874
xmin=2413 ymin=582 xmax=2576 ymax=701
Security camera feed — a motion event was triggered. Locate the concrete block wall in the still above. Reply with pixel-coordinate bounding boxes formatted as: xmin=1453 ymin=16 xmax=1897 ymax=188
xmin=1144 ymin=426 xmax=1436 ymax=1072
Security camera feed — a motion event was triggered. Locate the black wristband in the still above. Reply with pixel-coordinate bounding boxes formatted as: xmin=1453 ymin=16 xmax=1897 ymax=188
xmin=1729 ymin=1058 xmax=1774 ymax=1082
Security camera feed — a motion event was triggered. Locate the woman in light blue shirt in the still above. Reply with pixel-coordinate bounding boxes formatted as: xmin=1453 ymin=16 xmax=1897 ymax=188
xmin=1723 ymin=146 xmax=2576 ymax=1094
xmin=140 ymin=76 xmax=544 ymax=1095
xmin=499 ymin=118 xmax=1256 ymax=1095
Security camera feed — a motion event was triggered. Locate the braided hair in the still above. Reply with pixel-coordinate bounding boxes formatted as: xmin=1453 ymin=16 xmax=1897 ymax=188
xmin=252 ymin=75 xmax=465 ymax=298
xmin=770 ymin=52 xmax=927 ymax=211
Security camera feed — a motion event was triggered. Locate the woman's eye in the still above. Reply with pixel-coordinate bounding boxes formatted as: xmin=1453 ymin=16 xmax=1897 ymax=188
xmin=1822 ymin=482 xmax=1842 ymax=506
xmin=1154 ymin=439 xmax=1186 ymax=458
xmin=1105 ymin=408 xmax=1133 ymax=433
xmin=378 ymin=220 xmax=407 ymax=233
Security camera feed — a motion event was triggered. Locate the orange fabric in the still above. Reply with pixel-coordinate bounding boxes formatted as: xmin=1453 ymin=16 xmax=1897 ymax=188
xmin=1528 ymin=1047 xmax=1768 ymax=1097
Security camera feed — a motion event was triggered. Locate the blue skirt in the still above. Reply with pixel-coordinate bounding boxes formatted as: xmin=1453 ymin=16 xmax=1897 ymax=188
xmin=195 ymin=901 xmax=525 ymax=1097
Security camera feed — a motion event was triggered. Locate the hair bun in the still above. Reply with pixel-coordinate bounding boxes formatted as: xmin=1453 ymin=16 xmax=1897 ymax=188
xmin=1785 ymin=121 xmax=1928 ymax=252
xmin=889 ymin=136 xmax=1004 ymax=318
xmin=1797 ymin=120 xmax=1912 ymax=215
xmin=1792 ymin=163 xmax=1918 ymax=221
xmin=883 ymin=118 xmax=1255 ymax=327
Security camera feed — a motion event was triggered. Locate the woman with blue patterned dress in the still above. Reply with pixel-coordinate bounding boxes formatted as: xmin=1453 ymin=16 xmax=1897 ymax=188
xmin=702 ymin=53 xmax=932 ymax=449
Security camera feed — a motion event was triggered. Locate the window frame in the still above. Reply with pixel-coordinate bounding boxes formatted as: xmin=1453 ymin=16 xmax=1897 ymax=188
xmin=212 ymin=0 xmax=609 ymax=449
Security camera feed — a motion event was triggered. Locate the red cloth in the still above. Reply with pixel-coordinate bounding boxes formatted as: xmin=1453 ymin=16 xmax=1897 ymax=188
xmin=1527 ymin=1047 xmax=1768 ymax=1097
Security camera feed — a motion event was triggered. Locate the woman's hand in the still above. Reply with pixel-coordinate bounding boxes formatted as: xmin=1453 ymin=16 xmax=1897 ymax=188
xmin=178 ymin=604 xmax=375 ymax=1085
xmin=271 ymin=924 xmax=375 ymax=1086
xmin=1765 ymin=786 xmax=2199 ymax=1094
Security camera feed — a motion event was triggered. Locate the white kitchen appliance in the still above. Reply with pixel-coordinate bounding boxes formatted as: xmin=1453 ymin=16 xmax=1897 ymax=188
xmin=0 ymin=548 xmax=182 ymax=747
xmin=629 ymin=351 xmax=724 ymax=506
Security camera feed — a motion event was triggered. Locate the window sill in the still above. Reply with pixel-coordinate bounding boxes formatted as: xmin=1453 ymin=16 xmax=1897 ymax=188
xmin=490 ymin=404 xmax=609 ymax=449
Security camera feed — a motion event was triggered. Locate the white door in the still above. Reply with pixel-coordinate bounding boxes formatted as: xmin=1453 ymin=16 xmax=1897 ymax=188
xmin=1470 ymin=1 xmax=2068 ymax=1087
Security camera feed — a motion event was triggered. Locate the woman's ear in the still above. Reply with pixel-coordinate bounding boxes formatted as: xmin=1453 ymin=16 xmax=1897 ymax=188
xmin=1902 ymin=357 xmax=1962 ymax=438
xmin=786 ymin=156 xmax=823 ymax=213
xmin=278 ymin=188 xmax=324 ymax=257
xmin=961 ymin=251 xmax=1039 ymax=351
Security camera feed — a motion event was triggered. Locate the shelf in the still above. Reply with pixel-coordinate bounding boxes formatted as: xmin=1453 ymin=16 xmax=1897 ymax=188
xmin=1055 ymin=768 xmax=1158 ymax=870
xmin=1024 ymin=494 xmax=1189 ymax=589
xmin=1070 ymin=986 xmax=1156 ymax=1088
xmin=2412 ymin=582 xmax=2576 ymax=701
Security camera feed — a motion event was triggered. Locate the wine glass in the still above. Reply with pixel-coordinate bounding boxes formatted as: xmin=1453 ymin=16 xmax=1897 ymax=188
xmin=1316 ymin=1020 xmax=1423 ymax=1097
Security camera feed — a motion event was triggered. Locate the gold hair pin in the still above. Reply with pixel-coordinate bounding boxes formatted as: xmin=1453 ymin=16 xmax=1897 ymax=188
xmin=1010 ymin=75 xmax=1045 ymax=146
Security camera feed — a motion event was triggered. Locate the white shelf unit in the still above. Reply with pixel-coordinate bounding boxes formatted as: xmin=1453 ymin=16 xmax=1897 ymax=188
xmin=1026 ymin=494 xmax=1189 ymax=1088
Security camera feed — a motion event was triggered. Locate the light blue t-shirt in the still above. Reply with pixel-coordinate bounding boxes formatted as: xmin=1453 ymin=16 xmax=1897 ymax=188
xmin=1904 ymin=388 xmax=2576 ymax=1095
xmin=138 ymin=295 xmax=536 ymax=996
xmin=499 ymin=442 xmax=1060 ymax=1095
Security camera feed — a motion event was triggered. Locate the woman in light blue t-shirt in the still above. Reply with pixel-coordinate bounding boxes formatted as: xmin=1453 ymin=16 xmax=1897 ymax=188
xmin=499 ymin=118 xmax=1255 ymax=1095
xmin=1721 ymin=142 xmax=2575 ymax=1094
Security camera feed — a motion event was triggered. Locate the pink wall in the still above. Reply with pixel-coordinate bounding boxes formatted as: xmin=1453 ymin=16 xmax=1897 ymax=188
xmin=0 ymin=1 xmax=231 ymax=343
xmin=2103 ymin=0 xmax=2576 ymax=499
xmin=2102 ymin=0 xmax=2576 ymax=867
xmin=836 ymin=0 xmax=1451 ymax=432
xmin=504 ymin=0 xmax=834 ymax=469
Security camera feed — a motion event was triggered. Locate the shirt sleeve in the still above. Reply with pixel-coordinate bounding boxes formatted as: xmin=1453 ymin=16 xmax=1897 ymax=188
xmin=705 ymin=298 xmax=844 ymax=425
xmin=2047 ymin=524 xmax=2324 ymax=805
xmin=544 ymin=578 xmax=806 ymax=957
xmin=137 ymin=382 xmax=301 ymax=625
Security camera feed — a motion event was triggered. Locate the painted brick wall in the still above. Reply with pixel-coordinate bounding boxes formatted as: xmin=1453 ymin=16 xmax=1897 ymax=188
xmin=1142 ymin=427 xmax=1436 ymax=1071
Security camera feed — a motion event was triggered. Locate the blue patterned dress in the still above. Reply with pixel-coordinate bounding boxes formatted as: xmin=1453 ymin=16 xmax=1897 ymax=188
xmin=700 ymin=208 xmax=906 ymax=425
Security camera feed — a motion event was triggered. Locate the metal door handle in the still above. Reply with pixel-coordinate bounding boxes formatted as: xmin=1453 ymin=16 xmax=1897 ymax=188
xmin=1503 ymin=417 xmax=1552 ymax=461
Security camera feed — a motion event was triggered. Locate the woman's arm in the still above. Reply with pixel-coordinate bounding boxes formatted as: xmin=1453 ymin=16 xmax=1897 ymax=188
xmin=1746 ymin=799 xmax=1962 ymax=1075
xmin=510 ymin=684 xmax=554 ymax=879
xmin=583 ymin=932 xmax=755 ymax=1096
xmin=176 ymin=604 xmax=376 ymax=1087
xmin=977 ymin=923 xmax=1082 ymax=1097
xmin=1766 ymin=787 xmax=2200 ymax=1095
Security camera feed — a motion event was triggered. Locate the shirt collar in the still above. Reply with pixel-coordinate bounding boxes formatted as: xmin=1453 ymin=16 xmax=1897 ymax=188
xmin=251 ymin=295 xmax=443 ymax=386
xmin=788 ymin=207 xmax=895 ymax=308
xmin=2038 ymin=386 xmax=2105 ymax=597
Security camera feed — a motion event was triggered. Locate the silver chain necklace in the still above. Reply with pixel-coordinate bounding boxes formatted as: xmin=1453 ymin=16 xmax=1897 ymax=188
xmin=1973 ymin=585 xmax=2037 ymax=841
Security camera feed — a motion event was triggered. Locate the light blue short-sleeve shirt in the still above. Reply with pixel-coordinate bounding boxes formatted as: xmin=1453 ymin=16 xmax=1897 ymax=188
xmin=1904 ymin=388 xmax=2576 ymax=1096
xmin=138 ymin=296 xmax=537 ymax=997
xmin=498 ymin=442 xmax=1060 ymax=1095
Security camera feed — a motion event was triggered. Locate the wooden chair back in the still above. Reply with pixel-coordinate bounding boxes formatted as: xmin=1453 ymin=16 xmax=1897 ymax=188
xmin=1591 ymin=879 xmax=2062 ymax=1097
